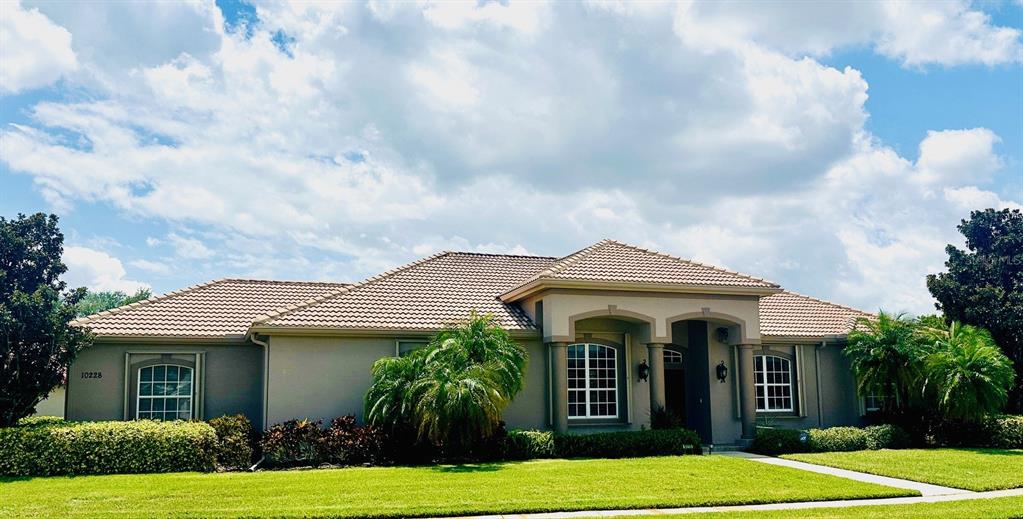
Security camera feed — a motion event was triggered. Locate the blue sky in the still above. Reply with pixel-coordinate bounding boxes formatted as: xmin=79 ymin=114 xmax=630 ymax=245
xmin=1 ymin=0 xmax=1021 ymax=314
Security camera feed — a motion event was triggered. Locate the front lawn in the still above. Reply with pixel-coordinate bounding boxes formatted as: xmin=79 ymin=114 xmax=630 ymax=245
xmin=0 ymin=456 xmax=913 ymax=518
xmin=667 ymin=495 xmax=1023 ymax=518
xmin=783 ymin=448 xmax=1023 ymax=491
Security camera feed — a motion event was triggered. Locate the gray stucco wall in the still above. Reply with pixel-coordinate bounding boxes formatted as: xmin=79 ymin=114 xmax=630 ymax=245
xmin=66 ymin=341 xmax=263 ymax=424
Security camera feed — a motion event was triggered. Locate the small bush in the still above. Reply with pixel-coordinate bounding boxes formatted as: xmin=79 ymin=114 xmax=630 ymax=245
xmin=208 ymin=414 xmax=255 ymax=470
xmin=555 ymin=428 xmax=702 ymax=458
xmin=650 ymin=407 xmax=685 ymax=430
xmin=16 ymin=415 xmax=65 ymax=427
xmin=864 ymin=424 xmax=911 ymax=450
xmin=260 ymin=419 xmax=323 ymax=467
xmin=0 ymin=419 xmax=217 ymax=476
xmin=807 ymin=426 xmax=867 ymax=452
xmin=501 ymin=430 xmax=556 ymax=460
xmin=750 ymin=427 xmax=807 ymax=455
xmin=321 ymin=415 xmax=386 ymax=466
xmin=985 ymin=415 xmax=1023 ymax=449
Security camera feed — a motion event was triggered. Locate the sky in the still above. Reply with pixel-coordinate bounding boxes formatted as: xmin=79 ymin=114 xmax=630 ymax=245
xmin=1 ymin=0 xmax=1021 ymax=316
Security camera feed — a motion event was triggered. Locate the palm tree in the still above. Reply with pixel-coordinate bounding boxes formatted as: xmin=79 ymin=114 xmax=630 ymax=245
xmin=845 ymin=311 xmax=925 ymax=413
xmin=921 ymin=321 xmax=1015 ymax=422
xmin=364 ymin=311 xmax=527 ymax=449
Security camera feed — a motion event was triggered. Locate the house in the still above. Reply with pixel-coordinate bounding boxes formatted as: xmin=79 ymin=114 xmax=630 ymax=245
xmin=67 ymin=240 xmax=873 ymax=446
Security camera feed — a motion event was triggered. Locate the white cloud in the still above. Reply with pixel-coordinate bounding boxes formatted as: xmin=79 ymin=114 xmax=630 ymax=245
xmin=167 ymin=234 xmax=214 ymax=260
xmin=63 ymin=246 xmax=149 ymax=293
xmin=129 ymin=259 xmax=173 ymax=276
xmin=0 ymin=1 xmax=77 ymax=93
xmin=1 ymin=1 xmax=1020 ymax=316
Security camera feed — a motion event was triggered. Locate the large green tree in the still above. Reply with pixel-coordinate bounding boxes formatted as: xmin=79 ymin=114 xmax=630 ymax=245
xmin=76 ymin=288 xmax=152 ymax=317
xmin=927 ymin=208 xmax=1023 ymax=411
xmin=0 ymin=213 xmax=92 ymax=426
xmin=365 ymin=312 xmax=526 ymax=450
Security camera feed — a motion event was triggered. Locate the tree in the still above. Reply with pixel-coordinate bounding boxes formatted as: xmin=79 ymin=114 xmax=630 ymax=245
xmin=927 ymin=208 xmax=1023 ymax=411
xmin=365 ymin=312 xmax=526 ymax=450
xmin=920 ymin=321 xmax=1015 ymax=422
xmin=0 ymin=213 xmax=92 ymax=426
xmin=845 ymin=312 xmax=925 ymax=414
xmin=76 ymin=288 xmax=152 ymax=317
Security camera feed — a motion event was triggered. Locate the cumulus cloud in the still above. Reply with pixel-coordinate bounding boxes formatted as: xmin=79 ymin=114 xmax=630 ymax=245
xmin=0 ymin=1 xmax=77 ymax=93
xmin=62 ymin=246 xmax=149 ymax=293
xmin=1 ymin=1 xmax=1020 ymax=315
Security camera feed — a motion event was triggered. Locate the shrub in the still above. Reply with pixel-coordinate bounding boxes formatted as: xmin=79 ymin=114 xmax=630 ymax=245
xmin=501 ymin=430 xmax=556 ymax=460
xmin=16 ymin=415 xmax=65 ymax=427
xmin=0 ymin=419 xmax=217 ymax=476
xmin=555 ymin=428 xmax=702 ymax=458
xmin=987 ymin=415 xmax=1023 ymax=448
xmin=750 ymin=427 xmax=807 ymax=455
xmin=864 ymin=424 xmax=911 ymax=450
xmin=321 ymin=415 xmax=386 ymax=466
xmin=260 ymin=419 xmax=323 ymax=467
xmin=208 ymin=414 xmax=255 ymax=470
xmin=807 ymin=426 xmax=868 ymax=452
xmin=650 ymin=407 xmax=685 ymax=430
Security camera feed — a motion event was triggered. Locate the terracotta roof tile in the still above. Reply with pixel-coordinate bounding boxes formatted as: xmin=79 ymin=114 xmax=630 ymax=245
xmin=255 ymin=252 xmax=556 ymax=331
xmin=72 ymin=279 xmax=348 ymax=338
xmin=510 ymin=239 xmax=779 ymax=291
xmin=759 ymin=291 xmax=873 ymax=338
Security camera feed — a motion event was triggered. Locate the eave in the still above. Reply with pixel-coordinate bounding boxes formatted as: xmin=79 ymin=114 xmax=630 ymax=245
xmin=500 ymin=278 xmax=783 ymax=302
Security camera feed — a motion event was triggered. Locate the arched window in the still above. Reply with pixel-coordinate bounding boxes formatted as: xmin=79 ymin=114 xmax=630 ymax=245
xmin=754 ymin=355 xmax=793 ymax=412
xmin=137 ymin=365 xmax=193 ymax=420
xmin=567 ymin=343 xmax=618 ymax=418
xmin=663 ymin=348 xmax=683 ymax=364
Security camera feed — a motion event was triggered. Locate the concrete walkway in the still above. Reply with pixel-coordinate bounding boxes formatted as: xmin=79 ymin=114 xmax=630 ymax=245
xmin=443 ymin=488 xmax=1023 ymax=519
xmin=745 ymin=455 xmax=970 ymax=496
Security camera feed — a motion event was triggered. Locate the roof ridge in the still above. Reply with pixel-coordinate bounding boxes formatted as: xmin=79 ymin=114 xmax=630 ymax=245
xmin=71 ymin=278 xmax=229 ymax=326
xmin=219 ymin=278 xmax=350 ymax=286
xmin=534 ymin=239 xmax=613 ymax=279
xmin=250 ymin=251 xmax=453 ymax=327
xmin=772 ymin=290 xmax=874 ymax=316
xmin=445 ymin=251 xmax=558 ymax=259
xmin=606 ymin=240 xmax=780 ymax=288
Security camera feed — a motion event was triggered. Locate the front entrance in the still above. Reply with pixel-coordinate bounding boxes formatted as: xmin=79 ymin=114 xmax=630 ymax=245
xmin=663 ymin=348 xmax=686 ymax=422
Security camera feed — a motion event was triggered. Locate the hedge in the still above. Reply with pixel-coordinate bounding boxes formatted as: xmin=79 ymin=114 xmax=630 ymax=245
xmin=260 ymin=416 xmax=387 ymax=468
xmin=750 ymin=424 xmax=911 ymax=455
xmin=0 ymin=418 xmax=217 ymax=476
xmin=503 ymin=428 xmax=702 ymax=460
xmin=208 ymin=414 xmax=255 ymax=470
xmin=987 ymin=415 xmax=1023 ymax=448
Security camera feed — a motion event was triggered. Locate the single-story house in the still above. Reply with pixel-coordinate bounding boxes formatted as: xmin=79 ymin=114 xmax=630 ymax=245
xmin=67 ymin=239 xmax=874 ymax=446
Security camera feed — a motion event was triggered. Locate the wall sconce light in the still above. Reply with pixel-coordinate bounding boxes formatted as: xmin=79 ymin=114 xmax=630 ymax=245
xmin=638 ymin=360 xmax=649 ymax=382
xmin=716 ymin=361 xmax=728 ymax=383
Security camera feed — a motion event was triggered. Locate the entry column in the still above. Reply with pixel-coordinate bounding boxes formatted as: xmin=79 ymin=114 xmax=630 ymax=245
xmin=738 ymin=344 xmax=757 ymax=440
xmin=549 ymin=342 xmax=569 ymax=433
xmin=647 ymin=343 xmax=666 ymax=413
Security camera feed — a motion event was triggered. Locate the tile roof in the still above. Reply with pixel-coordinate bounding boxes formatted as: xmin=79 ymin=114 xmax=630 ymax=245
xmin=72 ymin=279 xmax=348 ymax=338
xmin=759 ymin=291 xmax=873 ymax=338
xmin=507 ymin=239 xmax=779 ymax=292
xmin=254 ymin=252 xmax=556 ymax=331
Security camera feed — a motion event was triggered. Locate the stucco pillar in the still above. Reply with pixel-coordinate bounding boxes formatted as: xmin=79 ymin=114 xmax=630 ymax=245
xmin=647 ymin=343 xmax=666 ymax=414
xmin=738 ymin=344 xmax=757 ymax=440
xmin=550 ymin=342 xmax=569 ymax=433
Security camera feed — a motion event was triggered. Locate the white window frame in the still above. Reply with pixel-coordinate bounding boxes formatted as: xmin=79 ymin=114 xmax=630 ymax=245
xmin=663 ymin=348 xmax=684 ymax=364
xmin=567 ymin=343 xmax=619 ymax=419
xmin=137 ymin=364 xmax=194 ymax=421
xmin=754 ymin=355 xmax=793 ymax=412
xmin=864 ymin=394 xmax=886 ymax=412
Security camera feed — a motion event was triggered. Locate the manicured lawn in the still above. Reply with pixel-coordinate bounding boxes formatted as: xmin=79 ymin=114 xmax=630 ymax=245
xmin=783 ymin=448 xmax=1023 ymax=491
xmin=0 ymin=456 xmax=913 ymax=518
xmin=664 ymin=495 xmax=1023 ymax=518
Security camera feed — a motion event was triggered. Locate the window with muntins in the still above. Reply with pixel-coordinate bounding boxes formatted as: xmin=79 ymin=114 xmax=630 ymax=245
xmin=663 ymin=348 xmax=683 ymax=364
xmin=567 ymin=343 xmax=618 ymax=419
xmin=754 ymin=355 xmax=793 ymax=412
xmin=864 ymin=394 xmax=886 ymax=412
xmin=137 ymin=365 xmax=193 ymax=420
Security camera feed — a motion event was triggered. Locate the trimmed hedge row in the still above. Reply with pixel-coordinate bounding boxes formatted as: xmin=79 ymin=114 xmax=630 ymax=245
xmin=260 ymin=416 xmax=386 ymax=468
xmin=750 ymin=424 xmax=910 ymax=455
xmin=208 ymin=414 xmax=255 ymax=470
xmin=931 ymin=415 xmax=1023 ymax=449
xmin=0 ymin=418 xmax=217 ymax=476
xmin=502 ymin=428 xmax=702 ymax=460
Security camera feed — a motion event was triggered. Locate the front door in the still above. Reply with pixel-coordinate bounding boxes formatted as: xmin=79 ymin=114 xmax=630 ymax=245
xmin=663 ymin=348 xmax=686 ymax=422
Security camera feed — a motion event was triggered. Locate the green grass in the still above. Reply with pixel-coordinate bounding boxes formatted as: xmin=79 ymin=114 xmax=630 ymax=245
xmin=783 ymin=448 xmax=1023 ymax=491
xmin=0 ymin=456 xmax=914 ymax=518
xmin=659 ymin=495 xmax=1023 ymax=518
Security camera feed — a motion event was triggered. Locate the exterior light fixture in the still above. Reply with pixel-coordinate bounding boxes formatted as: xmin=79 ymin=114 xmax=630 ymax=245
xmin=638 ymin=359 xmax=649 ymax=382
xmin=716 ymin=361 xmax=728 ymax=383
